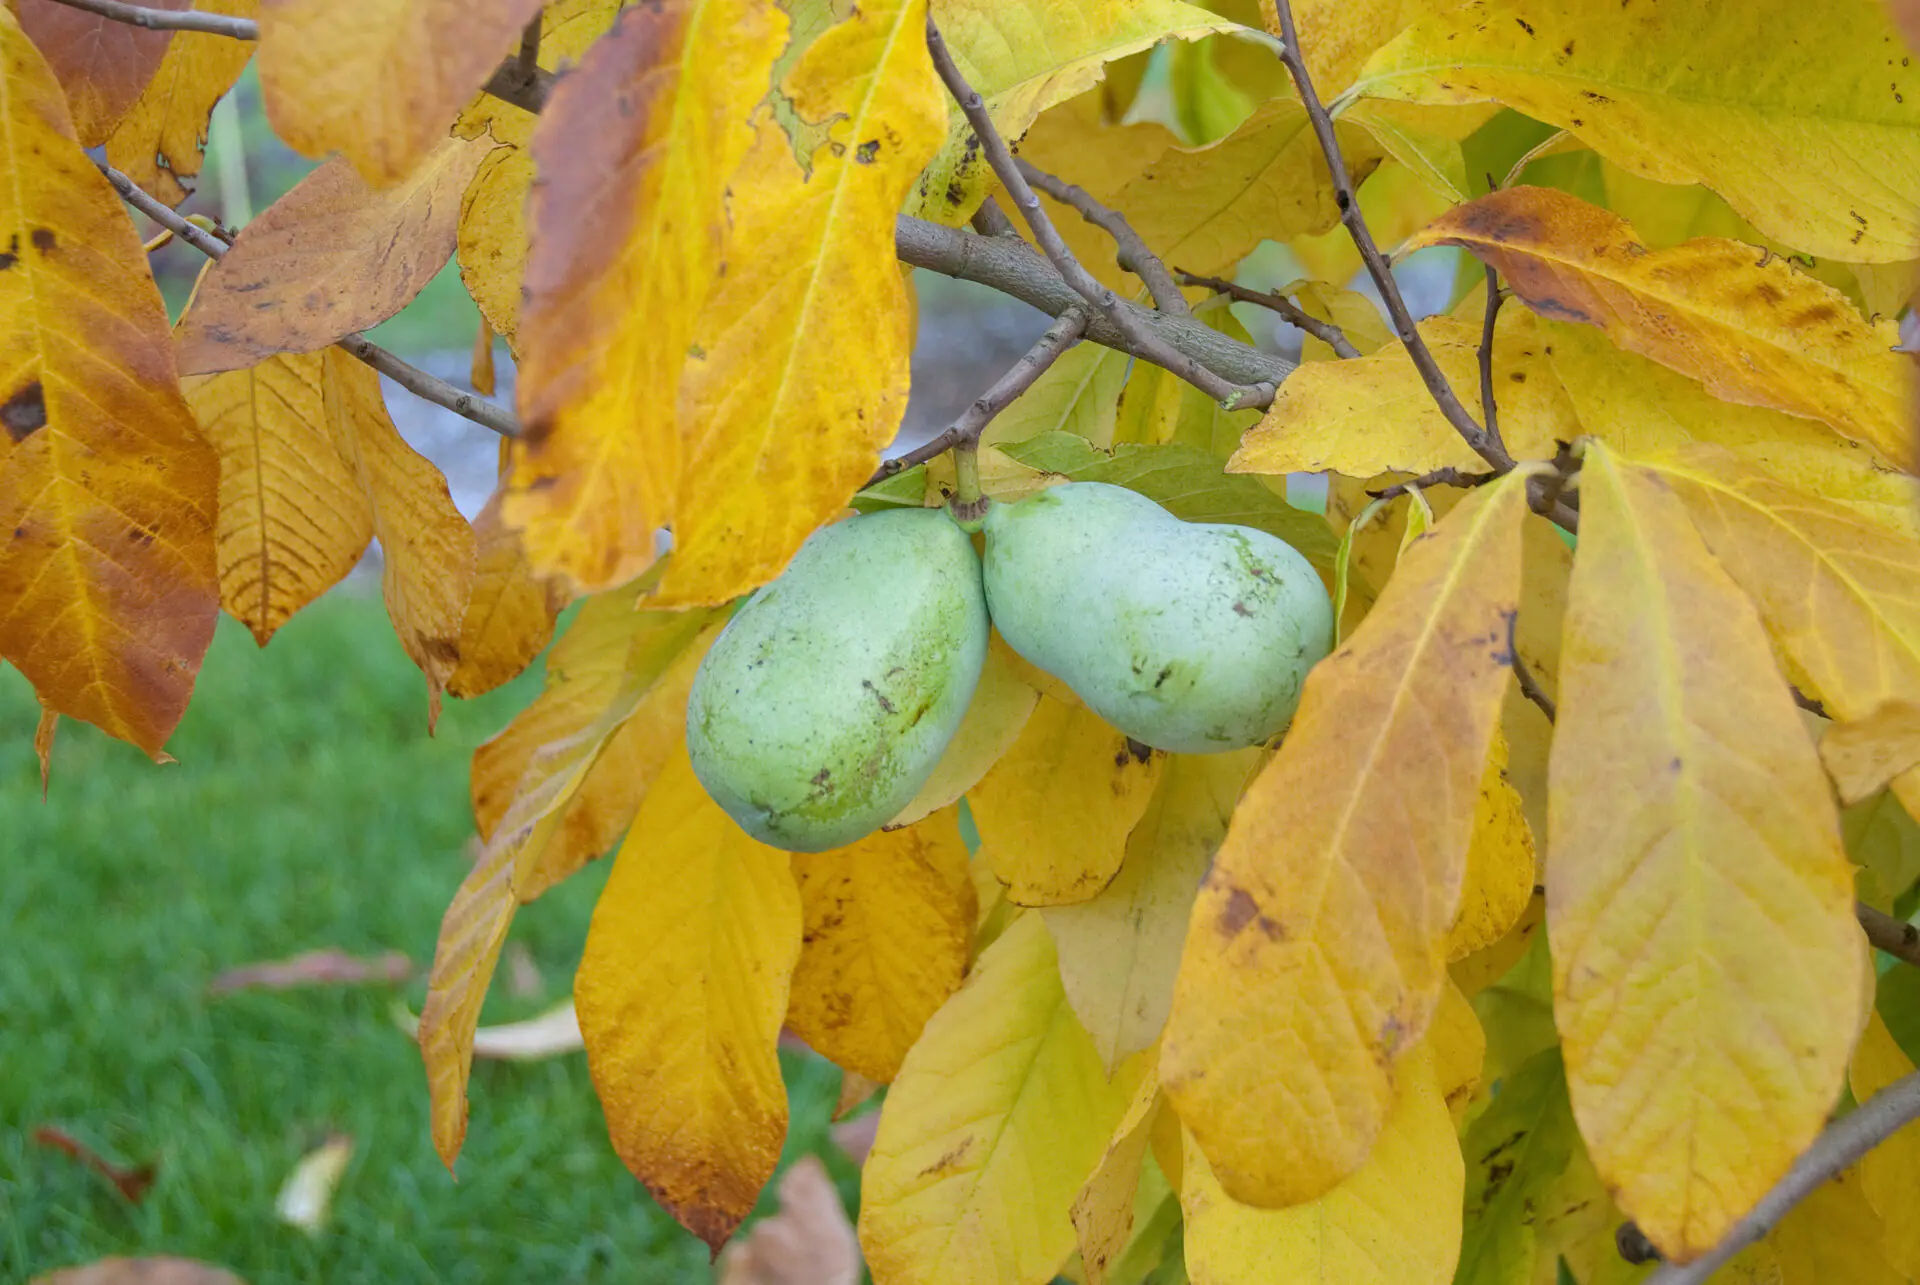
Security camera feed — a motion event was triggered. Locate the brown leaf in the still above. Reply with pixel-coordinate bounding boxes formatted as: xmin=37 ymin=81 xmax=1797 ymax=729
xmin=34 ymin=702 xmax=55 ymax=796
xmin=716 ymin=1157 xmax=860 ymax=1285
xmin=256 ymin=0 xmax=544 ymax=184
xmin=175 ymin=134 xmax=494 ymax=374
xmin=102 ymin=0 xmax=258 ymax=205
xmin=32 ymin=1260 xmax=243 ymax=1285
xmin=208 ymin=948 xmax=411 ymax=995
xmin=446 ymin=491 xmax=561 ymax=699
xmin=1 ymin=10 xmax=220 ymax=758
xmin=31 ymin=1127 xmax=158 ymax=1204
xmin=14 ymin=0 xmax=188 ymax=145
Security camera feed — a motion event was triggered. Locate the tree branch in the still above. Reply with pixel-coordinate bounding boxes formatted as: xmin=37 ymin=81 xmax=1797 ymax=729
xmin=1643 ymin=1068 xmax=1920 ymax=1285
xmin=102 ymin=164 xmax=521 ymax=439
xmin=866 ymin=308 xmax=1089 ymax=488
xmin=1858 ymin=903 xmax=1920 ymax=970
xmin=1367 ymin=466 xmax=1495 ymax=504
xmin=1260 ymin=0 xmax=1511 ymax=471
xmin=1017 ymin=160 xmax=1189 ymax=316
xmin=925 ymin=16 xmax=1270 ymax=411
xmin=1178 ymin=270 xmax=1361 ymax=359
xmin=1479 ymin=266 xmax=1506 ymax=455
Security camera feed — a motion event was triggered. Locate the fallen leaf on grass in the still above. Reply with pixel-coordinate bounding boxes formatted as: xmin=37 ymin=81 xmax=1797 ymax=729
xmin=716 ymin=1156 xmax=860 ymax=1285
xmin=32 ymin=1259 xmax=245 ymax=1285
xmin=30 ymin=1126 xmax=157 ymax=1203
xmin=208 ymin=948 xmax=411 ymax=995
xmin=393 ymin=998 xmax=583 ymax=1060
xmin=274 ymin=1133 xmax=352 ymax=1235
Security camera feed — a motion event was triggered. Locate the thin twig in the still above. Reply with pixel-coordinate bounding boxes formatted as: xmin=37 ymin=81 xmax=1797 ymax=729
xmin=865 ymin=309 xmax=1089 ymax=488
xmin=1176 ymin=270 xmax=1361 ymax=358
xmin=1260 ymin=0 xmax=1510 ymax=470
xmin=1367 ymin=466 xmax=1495 ymax=504
xmin=1018 ymin=160 xmax=1188 ymax=316
xmin=1643 ymin=1068 xmax=1920 ymax=1285
xmin=40 ymin=0 xmax=256 ymax=36
xmin=1479 ymin=265 xmax=1506 ymax=454
xmin=1509 ymin=617 xmax=1557 ymax=725
xmin=925 ymin=17 xmax=1268 ymax=411
xmin=1858 ymin=903 xmax=1920 ymax=970
xmin=1791 ymin=686 xmax=1830 ymax=719
xmin=515 ymin=15 xmax=541 ymax=78
xmin=102 ymin=164 xmax=520 ymax=438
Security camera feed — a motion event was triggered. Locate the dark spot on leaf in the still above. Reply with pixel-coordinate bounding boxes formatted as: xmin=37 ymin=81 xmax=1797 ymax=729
xmin=1669 ymin=756 xmax=1683 ymax=772
xmin=1125 ymin=738 xmax=1153 ymax=764
xmin=1515 ymin=17 xmax=1534 ymax=32
xmin=855 ymin=140 xmax=880 ymax=164
xmin=1509 ymin=371 xmax=1527 ymax=382
xmin=1616 ymin=1223 xmax=1661 ymax=1265
xmin=1218 ymin=887 xmax=1259 ymax=936
xmin=917 ymin=1138 xmax=972 ymax=1178
xmin=1561 ymin=39 xmax=1575 ymax=57
xmin=2 ymin=381 xmax=47 ymax=442
xmin=0 ymin=234 xmax=18 ymax=271
xmin=126 ymin=527 xmax=156 ymax=548
xmin=30 ymin=228 xmax=55 ymax=253
xmin=1580 ymin=89 xmax=1611 ymax=104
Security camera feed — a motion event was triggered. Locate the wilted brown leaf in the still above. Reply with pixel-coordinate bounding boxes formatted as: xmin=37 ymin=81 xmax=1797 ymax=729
xmin=31 ymin=1127 xmax=157 ymax=1204
xmin=14 ymin=0 xmax=188 ymax=144
xmin=32 ymin=1260 xmax=243 ymax=1285
xmin=208 ymin=948 xmax=411 ymax=995
xmin=175 ymin=135 xmax=494 ymax=374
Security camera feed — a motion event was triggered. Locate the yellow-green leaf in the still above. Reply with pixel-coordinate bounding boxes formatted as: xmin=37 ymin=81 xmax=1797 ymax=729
xmin=1044 ymin=751 xmax=1260 ymax=1072
xmin=786 ymin=809 xmax=976 ymax=1083
xmin=1850 ymin=1009 xmax=1920 ymax=1278
xmin=889 ymin=641 xmax=1039 ymax=828
xmin=576 ymin=745 xmax=802 ymax=1252
xmin=1769 ymin=1167 xmax=1906 ymax=1285
xmin=1349 ymin=0 xmax=1920 ymax=261
xmin=1180 ymin=1046 xmax=1463 ymax=1285
xmin=1163 ymin=471 xmax=1533 ymax=1207
xmin=1449 ymin=730 xmax=1538 ymax=962
xmin=103 ymin=0 xmax=258 ymax=205
xmin=1456 ymin=1047 xmax=1577 ymax=1285
xmin=971 ymin=695 xmax=1167 ymax=907
xmin=504 ymin=0 xmax=788 ymax=594
xmin=858 ymin=913 xmax=1145 ymax=1285
xmin=1546 ymin=444 xmax=1866 ymax=1260
xmin=0 ymin=7 xmax=219 ymax=757
xmin=1072 ymin=1063 xmax=1165 ymax=1285
xmin=659 ymin=0 xmax=947 ymax=605
xmin=1401 ymin=187 xmax=1914 ymax=466
xmin=257 ymin=0 xmax=546 ymax=184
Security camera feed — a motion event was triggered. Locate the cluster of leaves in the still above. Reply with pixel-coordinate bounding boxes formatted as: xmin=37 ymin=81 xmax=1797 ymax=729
xmin=7 ymin=0 xmax=1920 ymax=1281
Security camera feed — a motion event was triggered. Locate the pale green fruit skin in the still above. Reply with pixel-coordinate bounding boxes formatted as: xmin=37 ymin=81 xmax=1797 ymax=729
xmin=686 ymin=508 xmax=989 ymax=852
xmin=983 ymin=482 xmax=1332 ymax=753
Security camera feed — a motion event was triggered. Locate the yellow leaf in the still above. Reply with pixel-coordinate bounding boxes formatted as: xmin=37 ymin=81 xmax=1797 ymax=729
xmin=908 ymin=0 xmax=1238 ymax=224
xmin=971 ymin=695 xmax=1167 ymax=907
xmin=103 ymin=0 xmax=257 ymax=205
xmin=446 ymin=492 xmax=561 ymax=699
xmin=1849 ymin=1010 xmax=1920 ymax=1278
xmin=13 ymin=0 xmax=184 ymax=144
xmin=257 ymin=0 xmax=546 ymax=184
xmin=1430 ymin=978 xmax=1487 ymax=1125
xmin=1823 ymin=699 xmax=1920 ymax=805
xmin=1072 ymin=1063 xmax=1164 ymax=1285
xmin=858 ymin=913 xmax=1145 ymax=1285
xmin=1350 ymin=0 xmax=1920 ymax=262
xmin=452 ymin=0 xmax=624 ymax=343
xmin=659 ymin=0 xmax=948 ymax=605
xmin=1163 ymin=471 xmax=1533 ymax=1207
xmin=1044 ymin=751 xmax=1261 ymax=1072
xmin=1402 ymin=188 xmax=1914 ymax=466
xmin=1108 ymin=98 xmax=1384 ymax=279
xmin=420 ymin=599 xmax=714 ymax=1167
xmin=1288 ymin=278 xmax=1395 ymax=357
xmin=1289 ymin=0 xmax=1420 ymax=96
xmin=576 ymin=745 xmax=802 ymax=1252
xmin=317 ymin=351 xmax=474 ymax=712
xmin=1450 ymin=730 xmax=1538 ymax=962
xmin=502 ymin=0 xmax=786 ymax=593
xmin=1501 ymin=515 xmax=1572 ymax=840
xmin=176 ymin=136 xmax=494 ymax=374
xmin=1768 ymin=1168 xmax=1906 ymax=1285
xmin=0 ymin=8 xmax=219 ymax=757
xmin=1180 ymin=1046 xmax=1463 ymax=1285
xmin=1547 ymin=324 xmax=1919 ymax=535
xmin=1341 ymin=99 xmax=1489 ymax=204
xmin=1546 ymin=444 xmax=1867 ymax=1260
xmin=1230 ymin=309 xmax=1577 ymax=478
xmin=182 ymin=352 xmax=374 ymax=645
xmin=786 ymin=809 xmax=976 ymax=1083
xmin=889 ymin=640 xmax=1039 ymax=828
xmin=1636 ymin=445 xmax=1920 ymax=739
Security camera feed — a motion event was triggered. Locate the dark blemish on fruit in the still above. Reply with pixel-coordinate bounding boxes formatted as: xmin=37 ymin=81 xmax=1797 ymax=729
xmin=861 ymin=679 xmax=896 ymax=714
xmin=1154 ymin=665 xmax=1173 ymax=688
xmin=1232 ymin=600 xmax=1252 ymax=616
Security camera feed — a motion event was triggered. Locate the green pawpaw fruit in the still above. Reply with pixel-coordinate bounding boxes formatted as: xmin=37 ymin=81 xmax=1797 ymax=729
xmin=982 ymin=481 xmax=1332 ymax=753
xmin=686 ymin=508 xmax=989 ymax=852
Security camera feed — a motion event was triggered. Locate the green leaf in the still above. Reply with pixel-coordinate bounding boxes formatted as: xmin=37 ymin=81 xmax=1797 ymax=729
xmin=1847 ymin=789 xmax=1920 ymax=911
xmin=850 ymin=465 xmax=929 ymax=513
xmin=1456 ymin=1047 xmax=1579 ymax=1285
xmin=996 ymin=432 xmax=1338 ymax=569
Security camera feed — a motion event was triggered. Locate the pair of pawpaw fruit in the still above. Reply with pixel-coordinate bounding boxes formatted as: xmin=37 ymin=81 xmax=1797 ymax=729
xmin=686 ymin=482 xmax=1335 ymax=853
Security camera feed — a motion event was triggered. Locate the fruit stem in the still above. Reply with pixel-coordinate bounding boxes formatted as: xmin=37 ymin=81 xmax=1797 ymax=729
xmin=949 ymin=442 xmax=989 ymax=530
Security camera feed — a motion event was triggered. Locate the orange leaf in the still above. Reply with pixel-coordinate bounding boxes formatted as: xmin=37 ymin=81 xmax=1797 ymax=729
xmin=785 ymin=809 xmax=975 ymax=1083
xmin=1403 ymin=187 xmax=1914 ymax=466
xmin=102 ymin=0 xmax=258 ymax=206
xmin=505 ymin=0 xmax=788 ymax=592
xmin=0 ymin=8 xmax=218 ymax=757
xmin=14 ymin=0 xmax=187 ymax=144
xmin=446 ymin=492 xmax=561 ymax=698
xmin=256 ymin=0 xmax=545 ymax=184
xmin=577 ymin=746 xmax=802 ymax=1252
xmin=182 ymin=351 xmax=374 ymax=645
xmin=175 ymin=134 xmax=494 ymax=374
xmin=1547 ymin=443 xmax=1865 ymax=1259
xmin=1162 ymin=470 xmax=1533 ymax=1208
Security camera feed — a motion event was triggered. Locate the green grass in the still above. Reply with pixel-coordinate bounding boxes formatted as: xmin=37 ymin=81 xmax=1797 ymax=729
xmin=0 ymin=588 xmax=851 ymax=1282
